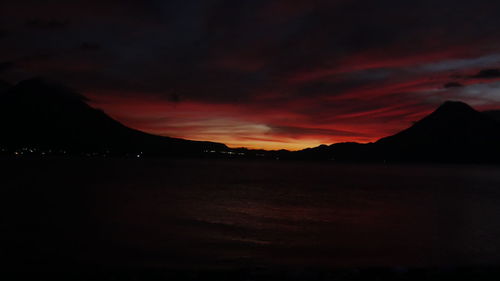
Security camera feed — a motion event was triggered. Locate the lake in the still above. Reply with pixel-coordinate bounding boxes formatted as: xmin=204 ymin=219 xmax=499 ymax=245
xmin=2 ymin=158 xmax=500 ymax=279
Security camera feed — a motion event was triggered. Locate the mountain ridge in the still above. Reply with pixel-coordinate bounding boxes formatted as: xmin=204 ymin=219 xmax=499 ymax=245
xmin=0 ymin=78 xmax=228 ymax=157
xmin=2 ymin=78 xmax=500 ymax=163
xmin=299 ymin=101 xmax=500 ymax=163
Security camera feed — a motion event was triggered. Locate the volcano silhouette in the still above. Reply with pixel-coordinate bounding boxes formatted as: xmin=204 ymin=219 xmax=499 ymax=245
xmin=2 ymin=78 xmax=500 ymax=162
xmin=0 ymin=78 xmax=227 ymax=156
xmin=298 ymin=101 xmax=500 ymax=163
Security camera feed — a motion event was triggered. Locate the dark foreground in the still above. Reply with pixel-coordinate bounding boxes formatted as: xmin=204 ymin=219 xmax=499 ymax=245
xmin=2 ymin=158 xmax=500 ymax=280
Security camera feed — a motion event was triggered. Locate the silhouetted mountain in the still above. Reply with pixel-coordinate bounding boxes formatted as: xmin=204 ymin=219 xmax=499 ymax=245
xmin=378 ymin=101 xmax=498 ymax=145
xmin=291 ymin=142 xmax=373 ymax=161
xmin=2 ymin=81 xmax=500 ymax=163
xmin=0 ymin=79 xmax=11 ymax=93
xmin=298 ymin=101 xmax=500 ymax=163
xmin=0 ymin=78 xmax=227 ymax=156
xmin=375 ymin=101 xmax=500 ymax=162
xmin=484 ymin=110 xmax=500 ymax=123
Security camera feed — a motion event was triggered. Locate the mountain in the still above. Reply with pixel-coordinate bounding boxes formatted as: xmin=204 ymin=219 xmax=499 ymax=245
xmin=375 ymin=101 xmax=500 ymax=162
xmin=298 ymin=101 xmax=500 ymax=163
xmin=2 ymin=79 xmax=500 ymax=163
xmin=293 ymin=142 xmax=373 ymax=161
xmin=484 ymin=110 xmax=500 ymax=123
xmin=378 ymin=101 xmax=500 ymax=145
xmin=0 ymin=80 xmax=11 ymax=93
xmin=0 ymin=78 xmax=228 ymax=156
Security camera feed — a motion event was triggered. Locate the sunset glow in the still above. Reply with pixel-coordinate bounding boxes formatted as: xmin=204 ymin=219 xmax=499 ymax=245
xmin=3 ymin=1 xmax=500 ymax=149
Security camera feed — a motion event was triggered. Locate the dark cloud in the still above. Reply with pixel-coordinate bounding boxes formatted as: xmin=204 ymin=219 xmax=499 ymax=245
xmin=444 ymin=82 xmax=463 ymax=88
xmin=168 ymin=92 xmax=181 ymax=103
xmin=3 ymin=0 xmax=500 ymax=149
xmin=471 ymin=69 xmax=500 ymax=79
xmin=0 ymin=61 xmax=15 ymax=73
xmin=80 ymin=42 xmax=101 ymax=51
xmin=25 ymin=19 xmax=70 ymax=29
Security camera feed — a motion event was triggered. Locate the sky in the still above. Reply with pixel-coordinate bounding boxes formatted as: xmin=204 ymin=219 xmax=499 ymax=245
xmin=2 ymin=0 xmax=500 ymax=150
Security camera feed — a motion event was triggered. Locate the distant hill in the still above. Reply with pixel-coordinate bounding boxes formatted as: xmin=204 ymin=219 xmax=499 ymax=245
xmin=2 ymin=78 xmax=500 ymax=163
xmin=297 ymin=101 xmax=500 ymax=163
xmin=0 ymin=78 xmax=228 ymax=156
xmin=294 ymin=142 xmax=372 ymax=161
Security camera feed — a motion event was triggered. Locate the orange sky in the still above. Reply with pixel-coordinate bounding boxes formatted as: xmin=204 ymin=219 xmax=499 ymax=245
xmin=4 ymin=0 xmax=500 ymax=150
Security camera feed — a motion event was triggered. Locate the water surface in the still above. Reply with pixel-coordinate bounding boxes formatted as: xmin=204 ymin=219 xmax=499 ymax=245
xmin=2 ymin=158 xmax=500 ymax=273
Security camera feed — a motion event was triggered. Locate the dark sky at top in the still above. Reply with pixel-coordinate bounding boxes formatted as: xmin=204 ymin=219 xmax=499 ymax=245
xmin=2 ymin=0 xmax=500 ymax=149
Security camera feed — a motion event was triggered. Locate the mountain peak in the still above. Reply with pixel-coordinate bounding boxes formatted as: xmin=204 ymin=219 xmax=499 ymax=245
xmin=420 ymin=100 xmax=479 ymax=123
xmin=0 ymin=78 xmax=229 ymax=155
xmin=434 ymin=100 xmax=476 ymax=115
xmin=376 ymin=100 xmax=500 ymax=146
xmin=8 ymin=77 xmax=89 ymax=104
xmin=372 ymin=100 xmax=500 ymax=162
